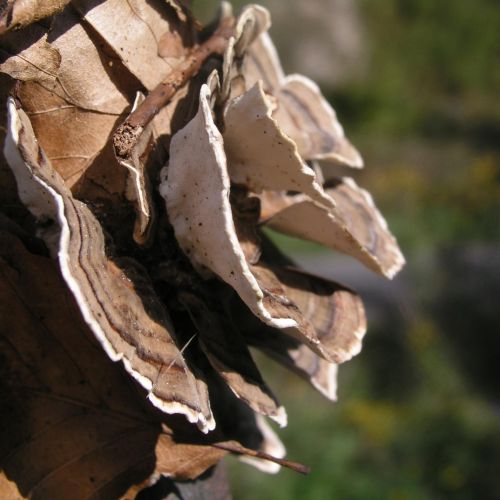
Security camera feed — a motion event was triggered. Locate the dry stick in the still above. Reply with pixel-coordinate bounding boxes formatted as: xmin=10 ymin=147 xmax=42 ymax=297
xmin=158 ymin=428 xmax=310 ymax=475
xmin=113 ymin=18 xmax=234 ymax=160
xmin=212 ymin=441 xmax=311 ymax=475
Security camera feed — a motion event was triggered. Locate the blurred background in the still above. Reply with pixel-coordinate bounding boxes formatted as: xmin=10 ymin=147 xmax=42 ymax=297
xmin=195 ymin=1 xmax=500 ymax=498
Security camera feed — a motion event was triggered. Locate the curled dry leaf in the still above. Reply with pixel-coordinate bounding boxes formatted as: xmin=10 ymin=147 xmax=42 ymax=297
xmin=1 ymin=1 xmax=196 ymax=200
xmin=0 ymin=6 xmax=134 ymax=195
xmin=0 ymin=7 xmax=133 ymax=113
xmin=43 ymin=7 xmax=133 ymax=114
xmin=17 ymin=81 xmax=127 ymax=193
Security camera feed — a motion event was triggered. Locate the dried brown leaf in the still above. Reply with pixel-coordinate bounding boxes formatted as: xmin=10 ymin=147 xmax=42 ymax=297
xmin=17 ymin=81 xmax=125 ymax=193
xmin=7 ymin=3 xmax=142 ymax=198
xmin=0 ymin=27 xmax=60 ymax=84
xmin=0 ymin=0 xmax=71 ymax=33
xmin=0 ymin=7 xmax=135 ymax=114
xmin=0 ymin=473 xmax=21 ymax=500
xmin=154 ymin=436 xmax=226 ymax=482
xmin=73 ymin=0 xmax=195 ymax=90
xmin=0 ymin=229 xmax=226 ymax=498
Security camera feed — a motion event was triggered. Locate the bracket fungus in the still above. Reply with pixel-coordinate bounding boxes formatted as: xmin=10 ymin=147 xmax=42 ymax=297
xmin=5 ymin=98 xmax=214 ymax=433
xmin=0 ymin=0 xmax=405 ymax=495
xmin=244 ymin=32 xmax=364 ymax=167
xmin=259 ymin=178 xmax=405 ymax=279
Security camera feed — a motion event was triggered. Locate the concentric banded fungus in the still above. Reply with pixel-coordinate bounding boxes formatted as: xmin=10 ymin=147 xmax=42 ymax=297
xmin=271 ymin=267 xmax=367 ymax=363
xmin=160 ymin=75 xmax=297 ymax=329
xmin=244 ymin=328 xmax=339 ymax=401
xmin=249 ymin=264 xmax=366 ymax=363
xmin=259 ymin=178 xmax=405 ymax=279
xmin=244 ymin=32 xmax=363 ymax=167
xmin=232 ymin=266 xmax=366 ymax=397
xmin=0 ymin=0 xmax=406 ymax=490
xmin=179 ymin=292 xmax=287 ymax=427
xmin=223 ymin=81 xmax=335 ymax=209
xmin=4 ymin=99 xmax=214 ymax=433
xmin=220 ymin=3 xmax=271 ymax=105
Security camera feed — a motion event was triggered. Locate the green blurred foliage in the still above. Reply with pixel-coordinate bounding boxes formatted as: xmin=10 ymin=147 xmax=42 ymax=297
xmin=191 ymin=0 xmax=500 ymax=498
xmin=360 ymin=153 xmax=500 ymax=253
xmin=228 ymin=300 xmax=500 ymax=499
xmin=334 ymin=0 xmax=500 ymax=139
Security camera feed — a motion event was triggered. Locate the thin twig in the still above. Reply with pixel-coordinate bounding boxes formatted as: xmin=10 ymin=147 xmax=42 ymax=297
xmin=212 ymin=441 xmax=311 ymax=475
xmin=112 ymin=17 xmax=234 ymax=160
